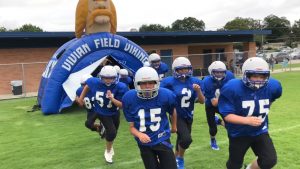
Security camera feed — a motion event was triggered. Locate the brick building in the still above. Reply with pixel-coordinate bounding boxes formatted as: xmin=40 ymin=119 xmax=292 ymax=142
xmin=0 ymin=30 xmax=270 ymax=95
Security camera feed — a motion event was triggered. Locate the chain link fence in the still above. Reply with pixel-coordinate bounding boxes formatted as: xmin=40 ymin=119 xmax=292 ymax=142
xmin=0 ymin=62 xmax=47 ymax=99
xmin=1 ymin=51 xmax=298 ymax=100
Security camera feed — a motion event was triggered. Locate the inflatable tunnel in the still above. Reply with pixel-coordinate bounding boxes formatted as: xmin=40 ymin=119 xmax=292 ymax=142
xmin=38 ymin=32 xmax=148 ymax=115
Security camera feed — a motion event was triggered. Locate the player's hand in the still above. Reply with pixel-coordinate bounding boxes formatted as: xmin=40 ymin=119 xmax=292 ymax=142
xmin=138 ymin=133 xmax=151 ymax=143
xmin=106 ymin=90 xmax=113 ymax=100
xmin=246 ymin=116 xmax=263 ymax=126
xmin=193 ymin=84 xmax=201 ymax=92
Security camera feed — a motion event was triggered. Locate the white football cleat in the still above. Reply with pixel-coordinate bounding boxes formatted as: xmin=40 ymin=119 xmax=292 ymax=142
xmin=104 ymin=148 xmax=114 ymax=163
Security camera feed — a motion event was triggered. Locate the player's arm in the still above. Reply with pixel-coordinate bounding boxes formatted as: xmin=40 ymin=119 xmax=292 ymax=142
xmin=78 ymin=85 xmax=89 ymax=107
xmin=106 ymin=90 xmax=123 ymax=108
xmin=193 ymin=83 xmax=205 ymax=104
xmin=129 ymin=122 xmax=151 ymax=143
xmin=170 ymin=108 xmax=177 ymax=133
xmin=224 ymin=114 xmax=262 ymax=127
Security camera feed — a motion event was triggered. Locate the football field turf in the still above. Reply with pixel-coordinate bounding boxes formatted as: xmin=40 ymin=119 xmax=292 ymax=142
xmin=0 ymin=71 xmax=299 ymax=169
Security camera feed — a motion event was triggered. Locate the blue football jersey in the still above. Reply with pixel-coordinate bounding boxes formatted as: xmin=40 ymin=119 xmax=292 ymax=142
xmin=218 ymin=78 xmax=282 ymax=137
xmin=119 ymin=76 xmax=132 ymax=86
xmin=122 ymin=88 xmax=176 ymax=146
xmin=161 ymin=76 xmax=203 ymax=119
xmin=86 ymin=77 xmax=129 ymax=116
xmin=76 ymin=86 xmax=95 ymax=113
xmin=203 ymin=70 xmax=235 ymax=107
xmin=155 ymin=62 xmax=169 ymax=79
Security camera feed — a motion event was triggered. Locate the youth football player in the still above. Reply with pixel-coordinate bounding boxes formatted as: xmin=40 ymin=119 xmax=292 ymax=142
xmin=148 ymin=53 xmax=169 ymax=80
xmin=160 ymin=57 xmax=205 ymax=169
xmin=78 ymin=65 xmax=128 ymax=164
xmin=122 ymin=67 xmax=177 ymax=169
xmin=202 ymin=61 xmax=235 ymax=150
xmin=75 ymin=74 xmax=105 ymax=138
xmin=218 ymin=57 xmax=282 ymax=169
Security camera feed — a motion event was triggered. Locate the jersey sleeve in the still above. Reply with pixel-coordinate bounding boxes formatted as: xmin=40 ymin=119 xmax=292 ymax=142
xmin=76 ymin=87 xmax=83 ymax=97
xmin=218 ymin=83 xmax=236 ymax=117
xmin=269 ymin=78 xmax=282 ymax=102
xmin=166 ymin=90 xmax=176 ymax=115
xmin=162 ymin=62 xmax=169 ymax=74
xmin=160 ymin=77 xmax=171 ymax=89
xmin=122 ymin=91 xmax=135 ymax=122
xmin=203 ymin=77 xmax=215 ymax=100
xmin=226 ymin=70 xmax=235 ymax=80
xmin=115 ymin=83 xmax=129 ymax=101
xmin=85 ymin=77 xmax=98 ymax=92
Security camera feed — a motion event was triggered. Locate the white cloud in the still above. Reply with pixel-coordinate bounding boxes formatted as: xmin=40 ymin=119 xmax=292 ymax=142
xmin=0 ymin=0 xmax=299 ymax=31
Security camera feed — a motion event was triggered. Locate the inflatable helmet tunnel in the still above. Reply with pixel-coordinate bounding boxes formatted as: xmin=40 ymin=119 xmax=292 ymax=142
xmin=38 ymin=32 xmax=148 ymax=115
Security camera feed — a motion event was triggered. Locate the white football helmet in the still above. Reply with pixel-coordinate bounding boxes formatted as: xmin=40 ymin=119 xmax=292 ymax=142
xmin=113 ymin=65 xmax=121 ymax=73
xmin=143 ymin=61 xmax=150 ymax=67
xmin=80 ymin=74 xmax=92 ymax=85
xmin=119 ymin=69 xmax=128 ymax=76
xmin=209 ymin=61 xmax=227 ymax=81
xmin=99 ymin=65 xmax=118 ymax=86
xmin=242 ymin=57 xmax=270 ymax=90
xmin=172 ymin=57 xmax=193 ymax=78
xmin=134 ymin=67 xmax=160 ymax=99
xmin=148 ymin=53 xmax=161 ymax=69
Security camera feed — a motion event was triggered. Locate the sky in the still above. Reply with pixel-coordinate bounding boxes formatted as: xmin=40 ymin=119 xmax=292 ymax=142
xmin=0 ymin=0 xmax=299 ymax=32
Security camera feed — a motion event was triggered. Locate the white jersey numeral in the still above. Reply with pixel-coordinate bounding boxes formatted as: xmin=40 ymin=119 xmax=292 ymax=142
xmin=181 ymin=88 xmax=192 ymax=108
xmin=95 ymin=91 xmax=113 ymax=108
xmin=138 ymin=108 xmax=161 ymax=132
xmin=242 ymin=99 xmax=270 ymax=121
xmin=83 ymin=97 xmax=92 ymax=109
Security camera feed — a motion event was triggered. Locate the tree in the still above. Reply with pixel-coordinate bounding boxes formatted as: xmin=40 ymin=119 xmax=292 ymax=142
xmin=171 ymin=17 xmax=205 ymax=31
xmin=139 ymin=24 xmax=168 ymax=32
xmin=223 ymin=17 xmax=260 ymax=30
xmin=0 ymin=26 xmax=7 ymax=32
xmin=263 ymin=14 xmax=291 ymax=43
xmin=292 ymin=19 xmax=300 ymax=43
xmin=13 ymin=24 xmax=43 ymax=32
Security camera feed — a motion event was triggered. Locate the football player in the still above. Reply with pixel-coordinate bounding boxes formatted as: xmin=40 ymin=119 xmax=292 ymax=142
xmin=122 ymin=67 xmax=177 ymax=169
xmin=78 ymin=65 xmax=128 ymax=164
xmin=160 ymin=57 xmax=205 ymax=169
xmin=202 ymin=61 xmax=235 ymax=150
xmin=148 ymin=53 xmax=169 ymax=80
xmin=75 ymin=74 xmax=105 ymax=138
xmin=118 ymin=69 xmax=133 ymax=88
xmin=218 ymin=57 xmax=282 ymax=169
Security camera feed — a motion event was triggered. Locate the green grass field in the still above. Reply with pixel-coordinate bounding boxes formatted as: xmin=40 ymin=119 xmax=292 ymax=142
xmin=1 ymin=71 xmax=300 ymax=169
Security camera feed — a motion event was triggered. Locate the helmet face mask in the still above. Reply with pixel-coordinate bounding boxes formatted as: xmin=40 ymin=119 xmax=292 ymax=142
xmin=134 ymin=67 xmax=160 ymax=99
xmin=99 ymin=65 xmax=118 ymax=86
xmin=151 ymin=60 xmax=161 ymax=69
xmin=211 ymin=69 xmax=226 ymax=81
xmin=243 ymin=71 xmax=270 ymax=90
xmin=172 ymin=57 xmax=193 ymax=79
xmin=149 ymin=53 xmax=161 ymax=69
xmin=242 ymin=57 xmax=270 ymax=90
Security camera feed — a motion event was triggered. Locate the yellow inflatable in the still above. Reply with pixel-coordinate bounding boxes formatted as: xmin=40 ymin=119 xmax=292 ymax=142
xmin=75 ymin=0 xmax=117 ymax=38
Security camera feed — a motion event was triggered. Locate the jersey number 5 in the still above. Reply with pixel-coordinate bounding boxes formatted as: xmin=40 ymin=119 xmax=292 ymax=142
xmin=242 ymin=99 xmax=269 ymax=121
xmin=95 ymin=91 xmax=113 ymax=108
xmin=138 ymin=108 xmax=161 ymax=132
